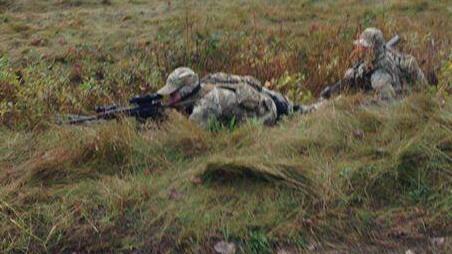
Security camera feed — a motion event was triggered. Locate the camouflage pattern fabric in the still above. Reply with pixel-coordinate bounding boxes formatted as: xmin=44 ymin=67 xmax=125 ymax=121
xmin=344 ymin=27 xmax=428 ymax=101
xmin=174 ymin=73 xmax=281 ymax=128
xmin=345 ymin=48 xmax=428 ymax=101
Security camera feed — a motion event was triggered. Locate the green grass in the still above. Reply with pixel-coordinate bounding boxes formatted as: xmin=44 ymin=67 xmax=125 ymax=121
xmin=0 ymin=0 xmax=451 ymax=252
xmin=0 ymin=0 xmax=450 ymax=128
xmin=1 ymin=94 xmax=451 ymax=252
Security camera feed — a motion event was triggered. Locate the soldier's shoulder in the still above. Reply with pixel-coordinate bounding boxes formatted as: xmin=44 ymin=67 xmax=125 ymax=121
xmin=201 ymin=72 xmax=261 ymax=89
xmin=198 ymin=82 xmax=235 ymax=99
xmin=201 ymin=72 xmax=236 ymax=84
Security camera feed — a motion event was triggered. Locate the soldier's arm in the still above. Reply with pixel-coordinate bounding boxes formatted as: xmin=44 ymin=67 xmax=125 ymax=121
xmin=259 ymin=96 xmax=278 ymax=125
xmin=344 ymin=62 xmax=368 ymax=83
xmin=189 ymin=89 xmax=223 ymax=129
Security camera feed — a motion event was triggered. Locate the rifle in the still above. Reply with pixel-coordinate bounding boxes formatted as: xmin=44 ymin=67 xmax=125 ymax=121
xmin=320 ymin=35 xmax=400 ymax=99
xmin=62 ymin=93 xmax=165 ymax=125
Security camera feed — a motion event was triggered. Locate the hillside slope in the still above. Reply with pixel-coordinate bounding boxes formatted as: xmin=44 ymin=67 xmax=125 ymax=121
xmin=1 ymin=94 xmax=451 ymax=253
xmin=0 ymin=0 xmax=451 ymax=253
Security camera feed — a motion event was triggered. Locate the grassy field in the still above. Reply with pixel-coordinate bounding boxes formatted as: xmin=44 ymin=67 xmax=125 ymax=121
xmin=0 ymin=0 xmax=451 ymax=253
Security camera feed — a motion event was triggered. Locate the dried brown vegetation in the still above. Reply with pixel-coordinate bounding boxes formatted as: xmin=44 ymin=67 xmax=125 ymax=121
xmin=0 ymin=0 xmax=451 ymax=253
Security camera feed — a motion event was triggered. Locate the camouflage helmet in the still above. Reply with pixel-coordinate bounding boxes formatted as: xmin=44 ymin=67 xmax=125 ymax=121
xmin=157 ymin=67 xmax=199 ymax=96
xmin=353 ymin=27 xmax=385 ymax=51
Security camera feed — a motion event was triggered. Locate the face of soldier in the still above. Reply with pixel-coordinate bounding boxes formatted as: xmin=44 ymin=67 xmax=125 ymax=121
xmin=354 ymin=44 xmax=370 ymax=58
xmin=353 ymin=44 xmax=376 ymax=67
xmin=167 ymin=90 xmax=182 ymax=106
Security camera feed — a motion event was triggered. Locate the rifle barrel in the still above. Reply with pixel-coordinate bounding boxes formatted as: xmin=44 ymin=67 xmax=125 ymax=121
xmin=66 ymin=106 xmax=139 ymax=124
xmin=386 ymin=35 xmax=400 ymax=48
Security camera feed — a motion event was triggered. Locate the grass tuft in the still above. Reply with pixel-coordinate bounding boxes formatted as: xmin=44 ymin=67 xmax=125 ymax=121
xmin=200 ymin=157 xmax=315 ymax=193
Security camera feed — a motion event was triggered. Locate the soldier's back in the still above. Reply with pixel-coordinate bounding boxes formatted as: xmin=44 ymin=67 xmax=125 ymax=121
xmin=188 ymin=73 xmax=278 ymax=127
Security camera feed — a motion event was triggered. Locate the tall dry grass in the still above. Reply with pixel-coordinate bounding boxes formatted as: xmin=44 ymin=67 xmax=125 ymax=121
xmin=0 ymin=0 xmax=451 ymax=252
xmin=0 ymin=0 xmax=450 ymax=128
xmin=1 ymin=93 xmax=450 ymax=252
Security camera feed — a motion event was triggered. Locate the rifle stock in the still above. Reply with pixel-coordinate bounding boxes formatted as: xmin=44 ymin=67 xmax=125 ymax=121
xmin=319 ymin=80 xmax=342 ymax=99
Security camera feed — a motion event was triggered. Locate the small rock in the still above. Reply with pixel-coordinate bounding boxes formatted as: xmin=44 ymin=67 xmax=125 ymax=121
xmin=307 ymin=243 xmax=317 ymax=251
xmin=302 ymin=218 xmax=314 ymax=227
xmin=168 ymin=188 xmax=183 ymax=200
xmin=430 ymin=237 xmax=445 ymax=247
xmin=30 ymin=37 xmax=44 ymax=46
xmin=375 ymin=147 xmax=387 ymax=156
xmin=214 ymin=241 xmax=236 ymax=254
xmin=439 ymin=98 xmax=446 ymax=107
xmin=190 ymin=176 xmax=203 ymax=185
xmin=353 ymin=129 xmax=365 ymax=139
xmin=405 ymin=249 xmax=415 ymax=254
xmin=58 ymin=37 xmax=66 ymax=45
xmin=277 ymin=249 xmax=292 ymax=254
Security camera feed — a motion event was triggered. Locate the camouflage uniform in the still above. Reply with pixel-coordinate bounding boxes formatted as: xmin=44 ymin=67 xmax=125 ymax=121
xmin=345 ymin=28 xmax=428 ymax=101
xmin=157 ymin=68 xmax=292 ymax=128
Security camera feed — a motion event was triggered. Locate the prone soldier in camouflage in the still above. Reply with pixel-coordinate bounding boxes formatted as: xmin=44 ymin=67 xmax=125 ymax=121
xmin=343 ymin=27 xmax=428 ymax=100
xmin=157 ymin=67 xmax=293 ymax=128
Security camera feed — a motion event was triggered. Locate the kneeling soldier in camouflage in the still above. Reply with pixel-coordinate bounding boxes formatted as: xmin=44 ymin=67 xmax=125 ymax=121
xmin=346 ymin=27 xmax=428 ymax=100
xmin=157 ymin=67 xmax=294 ymax=128
xmin=322 ymin=27 xmax=428 ymax=101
